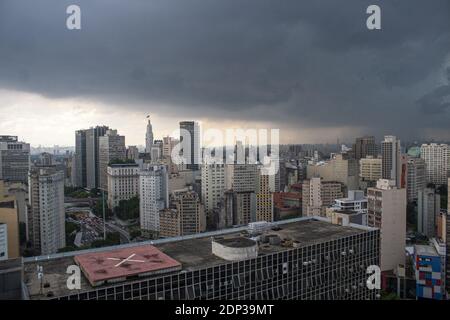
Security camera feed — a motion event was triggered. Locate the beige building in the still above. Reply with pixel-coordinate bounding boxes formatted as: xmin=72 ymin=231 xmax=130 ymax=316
xmin=255 ymin=167 xmax=274 ymax=222
xmin=359 ymin=156 xmax=382 ymax=182
xmin=201 ymin=164 xmax=226 ymax=213
xmin=0 ymin=180 xmax=20 ymax=259
xmin=107 ymin=163 xmax=139 ymax=209
xmin=28 ymin=166 xmax=66 ymax=255
xmin=367 ymin=179 xmax=406 ymax=271
xmin=159 ymin=189 xmax=205 ymax=238
xmin=302 ymin=177 xmax=344 ymax=217
xmin=307 ymin=154 xmax=358 ymax=190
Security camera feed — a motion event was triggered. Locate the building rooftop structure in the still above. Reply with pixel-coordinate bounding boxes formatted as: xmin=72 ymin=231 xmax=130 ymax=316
xmin=22 ymin=217 xmax=376 ymax=299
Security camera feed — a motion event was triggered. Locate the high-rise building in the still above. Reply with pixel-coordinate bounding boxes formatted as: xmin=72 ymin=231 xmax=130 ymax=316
xmin=417 ymin=188 xmax=440 ymax=238
xmin=139 ymin=165 xmax=169 ymax=235
xmin=159 ymin=188 xmax=205 ymax=237
xmin=145 ymin=118 xmax=154 ymax=155
xmin=367 ymin=179 xmax=406 ymax=271
xmin=107 ymin=163 xmax=140 ymax=209
xmin=353 ymin=136 xmax=377 ymax=160
xmin=255 ymin=167 xmax=274 ymax=222
xmin=302 ymin=177 xmax=344 ymax=217
xmin=0 ymin=181 xmax=19 ymax=260
xmin=407 ymin=157 xmax=426 ymax=202
xmin=420 ymin=143 xmax=449 ymax=185
xmin=306 ymin=153 xmax=358 ymax=190
xmin=201 ymin=164 xmax=226 ymax=214
xmin=359 ymin=156 xmax=382 ymax=186
xmin=302 ymin=177 xmax=322 ymax=217
xmin=98 ymin=129 xmax=126 ymax=190
xmin=381 ymin=135 xmax=402 ymax=187
xmin=225 ymin=164 xmax=257 ymax=192
xmin=126 ymin=146 xmax=139 ymax=161
xmin=22 ymin=217 xmax=380 ymax=300
xmin=74 ymin=129 xmax=87 ymax=187
xmin=28 ymin=166 xmax=65 ymax=255
xmin=0 ymin=135 xmax=30 ymax=184
xmin=151 ymin=139 xmax=163 ymax=163
xmin=77 ymin=126 xmax=109 ymax=189
xmin=180 ymin=121 xmax=200 ymax=170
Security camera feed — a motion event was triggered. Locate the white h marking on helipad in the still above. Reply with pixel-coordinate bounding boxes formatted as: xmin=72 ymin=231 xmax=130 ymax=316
xmin=107 ymin=253 xmax=145 ymax=267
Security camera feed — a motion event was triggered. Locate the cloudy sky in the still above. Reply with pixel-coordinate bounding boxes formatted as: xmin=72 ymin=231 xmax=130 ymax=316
xmin=0 ymin=0 xmax=449 ymax=146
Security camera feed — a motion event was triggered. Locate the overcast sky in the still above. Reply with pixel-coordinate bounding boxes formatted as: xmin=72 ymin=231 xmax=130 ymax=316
xmin=0 ymin=0 xmax=449 ymax=146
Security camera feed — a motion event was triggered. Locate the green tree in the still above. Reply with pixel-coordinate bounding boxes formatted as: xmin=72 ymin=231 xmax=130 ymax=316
xmin=114 ymin=196 xmax=140 ymax=220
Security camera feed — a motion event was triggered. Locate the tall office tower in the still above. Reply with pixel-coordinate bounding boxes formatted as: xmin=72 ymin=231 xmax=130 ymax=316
xmin=353 ymin=136 xmax=377 ymax=160
xmin=381 ymin=135 xmax=402 ymax=187
xmin=85 ymin=126 xmax=109 ymax=190
xmin=0 ymin=135 xmax=30 ymax=184
xmin=145 ymin=118 xmax=154 ymax=154
xmin=28 ymin=166 xmax=65 ymax=255
xmin=22 ymin=218 xmax=380 ymax=300
xmin=302 ymin=177 xmax=344 ymax=217
xmin=179 ymin=121 xmax=200 ymax=170
xmin=420 ymin=143 xmax=449 ymax=185
xmin=0 ymin=223 xmax=6 ymax=261
xmin=107 ymin=163 xmax=139 ymax=209
xmin=417 ymin=188 xmax=440 ymax=238
xmin=407 ymin=157 xmax=426 ymax=202
xmin=98 ymin=129 xmax=126 ymax=191
xmin=367 ymin=179 xmax=406 ymax=271
xmin=74 ymin=129 xmax=87 ymax=187
xmin=201 ymin=164 xmax=226 ymax=214
xmin=126 ymin=146 xmax=139 ymax=161
xmin=139 ymin=165 xmax=169 ymax=235
xmin=359 ymin=156 xmax=382 ymax=183
xmin=255 ymin=167 xmax=274 ymax=222
xmin=159 ymin=189 xmax=205 ymax=237
xmin=0 ymin=181 xmax=19 ymax=260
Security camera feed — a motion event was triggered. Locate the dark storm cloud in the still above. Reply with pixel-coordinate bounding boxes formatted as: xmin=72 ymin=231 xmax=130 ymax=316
xmin=0 ymin=0 xmax=449 ymax=140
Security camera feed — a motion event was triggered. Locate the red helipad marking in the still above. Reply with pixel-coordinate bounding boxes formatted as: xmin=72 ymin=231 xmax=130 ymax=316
xmin=74 ymin=245 xmax=181 ymax=285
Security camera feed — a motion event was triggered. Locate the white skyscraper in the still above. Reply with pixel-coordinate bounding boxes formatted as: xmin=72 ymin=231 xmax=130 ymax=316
xmin=420 ymin=143 xmax=449 ymax=185
xmin=367 ymin=179 xmax=406 ymax=271
xmin=28 ymin=166 xmax=66 ymax=255
xmin=145 ymin=118 xmax=154 ymax=155
xmin=139 ymin=165 xmax=169 ymax=235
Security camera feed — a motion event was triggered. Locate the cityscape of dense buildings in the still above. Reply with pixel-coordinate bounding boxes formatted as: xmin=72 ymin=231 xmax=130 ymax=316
xmin=0 ymin=124 xmax=450 ymax=302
